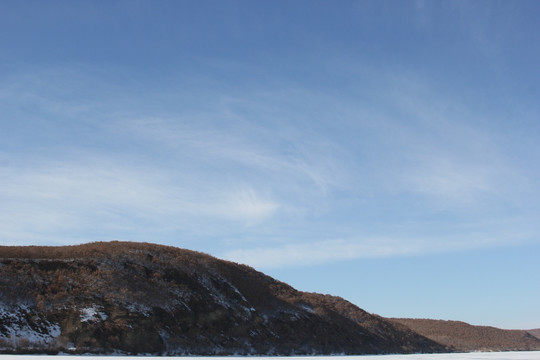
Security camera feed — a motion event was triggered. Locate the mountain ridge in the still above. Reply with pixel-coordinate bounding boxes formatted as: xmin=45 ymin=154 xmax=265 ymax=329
xmin=0 ymin=241 xmax=538 ymax=355
xmin=0 ymin=241 xmax=446 ymax=355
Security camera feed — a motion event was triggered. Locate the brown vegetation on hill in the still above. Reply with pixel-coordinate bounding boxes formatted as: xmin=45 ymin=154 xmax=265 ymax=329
xmin=0 ymin=241 xmax=446 ymax=355
xmin=529 ymin=329 xmax=540 ymax=339
xmin=390 ymin=318 xmax=540 ymax=352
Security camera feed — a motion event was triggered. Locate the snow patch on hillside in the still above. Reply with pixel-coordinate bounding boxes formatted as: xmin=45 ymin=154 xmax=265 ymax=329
xmin=199 ymin=271 xmax=257 ymax=320
xmin=298 ymin=303 xmax=315 ymax=313
xmin=125 ymin=302 xmax=152 ymax=316
xmin=80 ymin=306 xmax=108 ymax=322
xmin=0 ymin=303 xmax=60 ymax=348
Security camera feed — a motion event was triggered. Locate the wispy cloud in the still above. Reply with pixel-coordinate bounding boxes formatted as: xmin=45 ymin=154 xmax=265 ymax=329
xmin=117 ymin=109 xmax=349 ymax=194
xmin=2 ymin=63 xmax=539 ymax=263
xmin=215 ymin=68 xmax=540 ymax=270
xmin=0 ymin=66 xmax=355 ymax=246
xmin=0 ymin=155 xmax=280 ymax=244
xmin=222 ymin=225 xmax=536 ymax=269
xmin=354 ymin=71 xmax=534 ymax=211
xmin=223 ymin=238 xmax=421 ymax=268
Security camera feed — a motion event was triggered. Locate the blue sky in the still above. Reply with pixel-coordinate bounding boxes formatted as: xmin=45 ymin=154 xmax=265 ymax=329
xmin=1 ymin=1 xmax=540 ymax=329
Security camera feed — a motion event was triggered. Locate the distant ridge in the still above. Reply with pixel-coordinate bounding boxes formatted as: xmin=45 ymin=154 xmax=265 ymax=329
xmin=390 ymin=318 xmax=540 ymax=352
xmin=0 ymin=241 xmax=445 ymax=355
xmin=529 ymin=329 xmax=540 ymax=339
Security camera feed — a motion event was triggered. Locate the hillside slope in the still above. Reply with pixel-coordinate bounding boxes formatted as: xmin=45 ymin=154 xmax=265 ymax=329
xmin=0 ymin=241 xmax=446 ymax=355
xmin=390 ymin=318 xmax=540 ymax=352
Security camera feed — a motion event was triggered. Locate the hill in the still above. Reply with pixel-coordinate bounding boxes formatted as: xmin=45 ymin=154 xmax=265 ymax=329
xmin=529 ymin=329 xmax=540 ymax=339
xmin=0 ymin=241 xmax=446 ymax=355
xmin=390 ymin=318 xmax=540 ymax=352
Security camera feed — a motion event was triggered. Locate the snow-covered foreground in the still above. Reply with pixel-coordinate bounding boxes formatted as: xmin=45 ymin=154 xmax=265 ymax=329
xmin=1 ymin=352 xmax=540 ymax=360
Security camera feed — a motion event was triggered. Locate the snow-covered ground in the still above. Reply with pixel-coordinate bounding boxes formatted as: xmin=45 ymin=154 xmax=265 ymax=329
xmin=1 ymin=352 xmax=540 ymax=360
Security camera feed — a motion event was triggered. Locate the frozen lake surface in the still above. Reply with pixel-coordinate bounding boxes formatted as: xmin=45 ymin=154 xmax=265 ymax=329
xmin=1 ymin=352 xmax=540 ymax=360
